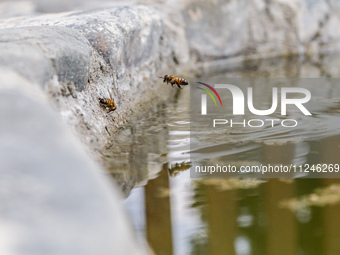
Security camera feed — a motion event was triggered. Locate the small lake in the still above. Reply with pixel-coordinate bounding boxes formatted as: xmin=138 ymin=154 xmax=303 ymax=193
xmin=103 ymin=55 xmax=340 ymax=255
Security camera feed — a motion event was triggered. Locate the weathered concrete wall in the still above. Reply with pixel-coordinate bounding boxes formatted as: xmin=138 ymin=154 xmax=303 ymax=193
xmin=0 ymin=4 xmax=187 ymax=255
xmin=0 ymin=26 xmax=91 ymax=90
xmin=0 ymin=0 xmax=133 ymax=15
xmin=182 ymin=0 xmax=340 ymax=61
xmin=0 ymin=68 xmax=149 ymax=255
xmin=1 ymin=1 xmax=340 ymax=156
xmin=0 ymin=5 xmax=189 ymax=159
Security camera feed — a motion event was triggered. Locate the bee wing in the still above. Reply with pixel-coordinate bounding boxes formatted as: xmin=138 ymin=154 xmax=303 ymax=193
xmin=107 ymin=88 xmax=116 ymax=109
xmin=107 ymin=88 xmax=113 ymax=100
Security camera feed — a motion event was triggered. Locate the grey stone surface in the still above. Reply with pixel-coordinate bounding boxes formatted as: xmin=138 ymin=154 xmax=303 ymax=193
xmin=0 ymin=68 xmax=148 ymax=255
xmin=0 ymin=26 xmax=91 ymax=91
xmin=0 ymin=1 xmax=35 ymax=18
xmin=4 ymin=1 xmax=340 ymax=65
xmin=0 ymin=0 xmax=135 ymax=15
xmin=0 ymin=6 xmax=189 ymax=160
xmin=181 ymin=0 xmax=340 ymax=61
xmin=0 ymin=7 xmax=187 ymax=253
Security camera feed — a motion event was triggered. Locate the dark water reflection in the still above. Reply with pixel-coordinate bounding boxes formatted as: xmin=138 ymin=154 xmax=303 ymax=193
xmin=104 ymin=55 xmax=340 ymax=255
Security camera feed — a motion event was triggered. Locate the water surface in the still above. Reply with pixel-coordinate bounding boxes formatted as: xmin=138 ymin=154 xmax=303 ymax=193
xmin=105 ymin=55 xmax=340 ymax=255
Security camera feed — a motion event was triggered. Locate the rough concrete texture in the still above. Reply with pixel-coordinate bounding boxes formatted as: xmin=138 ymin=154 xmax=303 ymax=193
xmin=0 ymin=1 xmax=35 ymax=18
xmin=0 ymin=5 xmax=185 ymax=254
xmin=2 ymin=0 xmax=340 ymax=66
xmin=0 ymin=68 xmax=148 ymax=255
xmin=0 ymin=26 xmax=91 ymax=90
xmin=181 ymin=0 xmax=340 ymax=61
xmin=0 ymin=0 xmax=135 ymax=15
xmin=0 ymin=1 xmax=339 ymax=157
xmin=0 ymin=6 xmax=188 ymax=161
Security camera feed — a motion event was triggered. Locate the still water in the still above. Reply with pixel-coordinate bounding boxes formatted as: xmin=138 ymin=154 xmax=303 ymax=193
xmin=103 ymin=56 xmax=340 ymax=255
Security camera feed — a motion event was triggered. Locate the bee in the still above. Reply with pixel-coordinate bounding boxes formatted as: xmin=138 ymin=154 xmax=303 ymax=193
xmin=168 ymin=161 xmax=192 ymax=176
xmin=98 ymin=89 xmax=116 ymax=113
xmin=159 ymin=75 xmax=188 ymax=89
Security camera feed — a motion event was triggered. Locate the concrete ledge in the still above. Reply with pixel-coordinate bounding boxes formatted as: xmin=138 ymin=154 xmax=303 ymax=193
xmin=0 ymin=26 xmax=91 ymax=90
xmin=0 ymin=68 xmax=148 ymax=255
xmin=1 ymin=2 xmax=340 ymax=158
xmin=0 ymin=6 xmax=189 ymax=158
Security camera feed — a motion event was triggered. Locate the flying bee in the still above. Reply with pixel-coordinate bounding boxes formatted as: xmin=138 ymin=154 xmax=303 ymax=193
xmin=168 ymin=161 xmax=192 ymax=176
xmin=98 ymin=89 xmax=116 ymax=113
xmin=159 ymin=75 xmax=188 ymax=89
